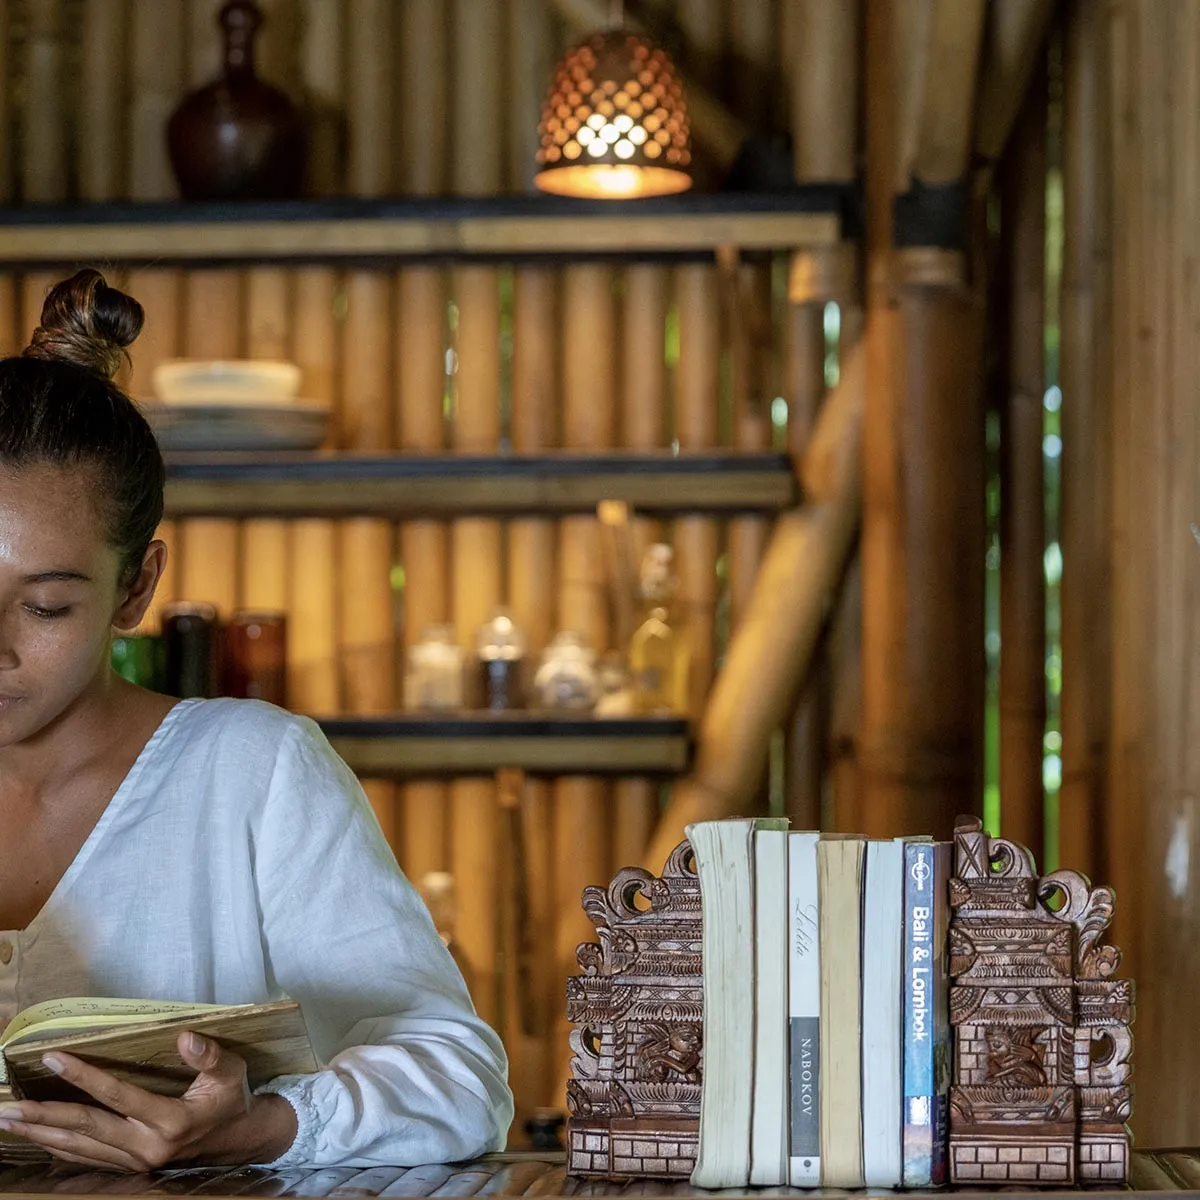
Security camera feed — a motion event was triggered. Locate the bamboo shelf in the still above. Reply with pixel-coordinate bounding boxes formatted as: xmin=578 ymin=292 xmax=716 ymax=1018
xmin=316 ymin=714 xmax=691 ymax=777
xmin=0 ymin=193 xmax=842 ymax=266
xmin=164 ymin=451 xmax=797 ymax=517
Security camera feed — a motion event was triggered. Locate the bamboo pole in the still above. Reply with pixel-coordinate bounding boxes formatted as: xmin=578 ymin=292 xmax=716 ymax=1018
xmin=299 ymin=0 xmax=343 ymax=195
xmin=859 ymin=0 xmax=986 ymax=841
xmin=1058 ymin=0 xmax=1110 ymax=880
xmin=782 ymin=2 xmax=863 ymax=832
xmin=288 ymin=269 xmax=340 ymax=716
xmin=507 ymin=0 xmax=559 ymax=1128
xmin=393 ymin=0 xmax=450 ymax=889
xmin=1105 ymin=0 xmax=1197 ymax=1143
xmin=508 ymin=262 xmax=558 ymax=1132
xmin=449 ymin=0 xmax=505 ymax=1030
xmin=723 ymin=252 xmax=773 ymax=638
xmin=241 ymin=269 xmax=293 ymax=618
xmin=672 ymin=264 xmax=721 ymax=718
xmin=127 ymin=9 xmax=186 ymax=634
xmin=289 ymin=6 xmax=343 ymax=721
xmin=180 ymin=270 xmax=243 ymax=617
xmin=23 ymin=0 xmax=67 ymax=203
xmin=974 ymin=0 xmax=1057 ymax=168
xmin=341 ymin=0 xmax=398 ymax=851
xmin=0 ymin=0 xmax=11 ymax=205
xmin=998 ymin=62 xmax=1047 ymax=868
xmin=80 ymin=0 xmax=128 ymax=201
xmin=783 ymin=301 xmax=831 ymax=832
xmin=644 ymin=343 xmax=864 ymax=870
xmin=555 ymin=263 xmax=616 ymax=1101
xmin=175 ymin=3 xmax=243 ymax=622
xmin=395 ymin=263 xmax=449 ymax=880
xmin=613 ymin=264 xmax=669 ymax=872
xmin=129 ymin=0 xmax=185 ymax=200
xmin=788 ymin=0 xmax=861 ymax=185
xmin=912 ymin=0 xmax=987 ymax=185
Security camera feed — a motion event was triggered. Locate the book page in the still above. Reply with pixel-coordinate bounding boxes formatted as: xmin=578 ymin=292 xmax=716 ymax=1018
xmin=2 ymin=998 xmax=231 ymax=1048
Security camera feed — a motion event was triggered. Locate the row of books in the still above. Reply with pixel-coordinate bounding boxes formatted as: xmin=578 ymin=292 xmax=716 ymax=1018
xmin=686 ymin=818 xmax=952 ymax=1190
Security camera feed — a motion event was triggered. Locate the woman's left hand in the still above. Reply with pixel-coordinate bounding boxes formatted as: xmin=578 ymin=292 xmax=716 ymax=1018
xmin=0 ymin=1031 xmax=298 ymax=1170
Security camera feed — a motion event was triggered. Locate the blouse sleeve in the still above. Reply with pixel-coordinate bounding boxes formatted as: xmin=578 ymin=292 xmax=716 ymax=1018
xmin=249 ymin=717 xmax=513 ymax=1167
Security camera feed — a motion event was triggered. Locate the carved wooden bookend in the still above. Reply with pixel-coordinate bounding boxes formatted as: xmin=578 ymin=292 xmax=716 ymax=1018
xmin=949 ymin=816 xmax=1134 ymax=1188
xmin=566 ymin=841 xmax=701 ymax=1179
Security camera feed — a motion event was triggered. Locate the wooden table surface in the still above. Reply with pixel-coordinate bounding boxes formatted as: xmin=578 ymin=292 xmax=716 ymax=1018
xmin=0 ymin=1149 xmax=1196 ymax=1198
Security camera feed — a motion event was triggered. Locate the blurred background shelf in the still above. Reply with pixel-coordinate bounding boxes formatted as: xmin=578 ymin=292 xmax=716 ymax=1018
xmin=315 ymin=714 xmax=691 ymax=778
xmin=0 ymin=193 xmax=843 ymax=266
xmin=163 ymin=451 xmax=798 ymax=517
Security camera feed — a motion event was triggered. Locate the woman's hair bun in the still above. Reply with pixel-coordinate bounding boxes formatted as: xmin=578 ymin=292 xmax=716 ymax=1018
xmin=23 ymin=268 xmax=144 ymax=380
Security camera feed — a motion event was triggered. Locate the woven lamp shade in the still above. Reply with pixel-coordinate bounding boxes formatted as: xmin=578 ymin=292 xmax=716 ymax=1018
xmin=535 ymin=30 xmax=692 ymax=199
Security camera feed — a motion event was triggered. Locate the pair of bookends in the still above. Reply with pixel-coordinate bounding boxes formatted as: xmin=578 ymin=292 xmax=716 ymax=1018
xmin=563 ymin=821 xmax=1134 ymax=1186
xmin=948 ymin=816 xmax=1133 ymax=1187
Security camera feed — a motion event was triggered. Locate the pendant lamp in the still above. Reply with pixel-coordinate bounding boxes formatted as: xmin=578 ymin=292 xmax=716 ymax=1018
xmin=534 ymin=28 xmax=692 ymax=199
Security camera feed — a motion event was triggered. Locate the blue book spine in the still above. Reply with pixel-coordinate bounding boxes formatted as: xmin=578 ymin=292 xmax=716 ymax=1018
xmin=930 ymin=842 xmax=952 ymax=1186
xmin=901 ymin=841 xmax=936 ymax=1188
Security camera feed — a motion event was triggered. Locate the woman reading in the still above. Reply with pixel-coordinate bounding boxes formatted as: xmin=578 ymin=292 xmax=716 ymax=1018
xmin=0 ymin=270 xmax=512 ymax=1170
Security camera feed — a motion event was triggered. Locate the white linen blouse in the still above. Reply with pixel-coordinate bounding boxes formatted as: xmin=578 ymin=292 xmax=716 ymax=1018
xmin=0 ymin=697 xmax=512 ymax=1167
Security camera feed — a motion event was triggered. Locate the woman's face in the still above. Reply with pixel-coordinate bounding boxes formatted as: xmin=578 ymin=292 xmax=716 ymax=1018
xmin=0 ymin=464 xmax=159 ymax=748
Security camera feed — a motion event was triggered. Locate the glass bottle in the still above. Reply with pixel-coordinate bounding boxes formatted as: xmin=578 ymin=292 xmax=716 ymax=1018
xmin=628 ymin=543 xmax=690 ymax=714
xmin=533 ymin=631 xmax=599 ymax=711
xmin=111 ymin=634 xmax=165 ymax=692
xmin=475 ymin=608 xmax=526 ymax=711
xmin=404 ymin=625 xmax=465 ymax=711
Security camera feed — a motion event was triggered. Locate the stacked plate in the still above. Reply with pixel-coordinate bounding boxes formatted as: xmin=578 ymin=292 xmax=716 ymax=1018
xmin=142 ymin=360 xmax=330 ymax=452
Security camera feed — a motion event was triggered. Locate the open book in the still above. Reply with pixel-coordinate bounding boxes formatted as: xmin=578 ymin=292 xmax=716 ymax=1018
xmin=0 ymin=997 xmax=316 ymax=1105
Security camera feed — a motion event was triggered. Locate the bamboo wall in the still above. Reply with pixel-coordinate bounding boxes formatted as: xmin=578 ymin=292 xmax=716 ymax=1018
xmin=0 ymin=0 xmax=853 ymax=1132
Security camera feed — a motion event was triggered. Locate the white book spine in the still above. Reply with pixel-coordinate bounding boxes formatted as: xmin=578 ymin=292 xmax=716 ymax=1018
xmin=787 ymin=832 xmax=820 ymax=1186
xmin=750 ymin=830 xmax=789 ymax=1186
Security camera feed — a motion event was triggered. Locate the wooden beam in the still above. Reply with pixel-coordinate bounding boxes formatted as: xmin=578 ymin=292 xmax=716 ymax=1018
xmin=320 ymin=716 xmax=690 ymax=777
xmin=0 ymin=199 xmax=838 ymax=265
xmin=162 ymin=452 xmax=798 ymax=517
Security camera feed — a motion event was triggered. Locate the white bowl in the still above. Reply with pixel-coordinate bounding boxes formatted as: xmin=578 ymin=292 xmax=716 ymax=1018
xmin=153 ymin=359 xmax=302 ymax=406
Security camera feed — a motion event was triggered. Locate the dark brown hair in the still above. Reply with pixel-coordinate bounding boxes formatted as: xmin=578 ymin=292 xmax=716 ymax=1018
xmin=0 ymin=269 xmax=163 ymax=585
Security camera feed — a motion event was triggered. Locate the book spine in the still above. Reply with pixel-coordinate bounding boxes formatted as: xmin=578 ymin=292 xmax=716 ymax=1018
xmin=902 ymin=840 xmax=936 ymax=1188
xmin=787 ymin=832 xmax=820 ymax=1187
xmin=930 ymin=842 xmax=952 ymax=1186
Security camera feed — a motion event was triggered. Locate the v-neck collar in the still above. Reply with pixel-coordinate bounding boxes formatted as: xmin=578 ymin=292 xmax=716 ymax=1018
xmin=20 ymin=698 xmax=200 ymax=936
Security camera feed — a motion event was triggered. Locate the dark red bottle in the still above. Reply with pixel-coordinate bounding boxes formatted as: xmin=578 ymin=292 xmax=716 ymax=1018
xmin=167 ymin=0 xmax=306 ymax=201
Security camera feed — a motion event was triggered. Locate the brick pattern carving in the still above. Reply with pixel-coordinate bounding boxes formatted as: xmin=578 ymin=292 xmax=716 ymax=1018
xmin=566 ymin=841 xmax=701 ymax=1179
xmin=949 ymin=816 xmax=1135 ymax=1187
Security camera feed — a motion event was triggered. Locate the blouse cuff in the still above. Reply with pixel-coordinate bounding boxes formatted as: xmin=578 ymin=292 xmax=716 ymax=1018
xmin=253 ymin=1074 xmax=322 ymax=1167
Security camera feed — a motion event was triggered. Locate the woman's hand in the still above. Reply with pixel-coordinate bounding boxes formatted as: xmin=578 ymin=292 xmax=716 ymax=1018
xmin=0 ymin=1032 xmax=298 ymax=1171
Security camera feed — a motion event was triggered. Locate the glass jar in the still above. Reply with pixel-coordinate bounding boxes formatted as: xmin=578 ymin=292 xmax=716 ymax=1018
xmin=533 ymin=631 xmax=599 ymax=711
xmin=475 ymin=608 xmax=526 ymax=711
xmin=224 ymin=610 xmax=287 ymax=705
xmin=161 ymin=602 xmax=221 ymax=698
xmin=405 ymin=625 xmax=465 ymax=711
